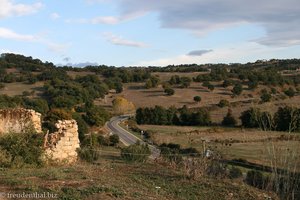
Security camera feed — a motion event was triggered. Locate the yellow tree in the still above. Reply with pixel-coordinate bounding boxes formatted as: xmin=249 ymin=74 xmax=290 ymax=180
xmin=112 ymin=97 xmax=135 ymax=115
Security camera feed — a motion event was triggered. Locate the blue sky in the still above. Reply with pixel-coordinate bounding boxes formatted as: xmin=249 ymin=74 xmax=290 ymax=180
xmin=1 ymin=0 xmax=300 ymax=67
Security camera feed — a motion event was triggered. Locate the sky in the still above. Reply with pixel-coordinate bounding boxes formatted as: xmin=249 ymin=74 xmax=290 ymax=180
xmin=0 ymin=0 xmax=300 ymax=67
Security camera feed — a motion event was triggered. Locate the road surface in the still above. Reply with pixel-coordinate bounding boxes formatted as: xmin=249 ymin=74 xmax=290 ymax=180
xmin=107 ymin=115 xmax=160 ymax=159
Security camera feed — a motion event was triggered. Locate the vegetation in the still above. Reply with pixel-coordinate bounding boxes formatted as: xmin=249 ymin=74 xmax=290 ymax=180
xmin=136 ymin=106 xmax=211 ymax=126
xmin=121 ymin=143 xmax=150 ymax=163
xmin=0 ymin=131 xmax=44 ymax=168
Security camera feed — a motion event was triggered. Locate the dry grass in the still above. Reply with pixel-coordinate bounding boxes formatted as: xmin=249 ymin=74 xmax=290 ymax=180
xmin=137 ymin=124 xmax=300 ymax=168
xmin=0 ymin=147 xmax=278 ymax=200
xmin=0 ymin=81 xmax=45 ymax=97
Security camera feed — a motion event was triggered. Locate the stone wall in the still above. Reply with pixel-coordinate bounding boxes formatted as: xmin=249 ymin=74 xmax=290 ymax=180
xmin=44 ymin=120 xmax=80 ymax=163
xmin=0 ymin=108 xmax=42 ymax=134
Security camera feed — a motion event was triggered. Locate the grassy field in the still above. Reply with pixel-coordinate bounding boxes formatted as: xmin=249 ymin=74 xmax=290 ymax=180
xmin=0 ymin=147 xmax=277 ymax=200
xmin=0 ymin=81 xmax=45 ymax=97
xmin=137 ymin=124 xmax=300 ymax=168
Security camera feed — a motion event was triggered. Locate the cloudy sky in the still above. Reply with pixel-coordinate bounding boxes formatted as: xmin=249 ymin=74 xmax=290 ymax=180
xmin=0 ymin=0 xmax=300 ymax=66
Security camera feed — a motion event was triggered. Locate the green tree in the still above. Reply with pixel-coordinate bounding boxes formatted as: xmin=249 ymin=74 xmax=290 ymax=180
xmin=193 ymin=96 xmax=201 ymax=103
xmin=222 ymin=109 xmax=237 ymax=127
xmin=109 ymin=134 xmax=120 ymax=146
xmin=164 ymin=88 xmax=175 ymax=96
xmin=232 ymin=83 xmax=243 ymax=96
xmin=284 ymin=87 xmax=295 ymax=98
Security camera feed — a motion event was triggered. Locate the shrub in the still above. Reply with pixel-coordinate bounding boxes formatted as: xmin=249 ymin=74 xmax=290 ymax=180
xmin=229 ymin=167 xmax=243 ymax=179
xmin=109 ymin=134 xmax=120 ymax=146
xmin=97 ymin=135 xmax=110 ymax=146
xmin=240 ymin=108 xmax=261 ymax=128
xmin=77 ymin=147 xmax=99 ymax=163
xmin=284 ymin=87 xmax=296 ymax=97
xmin=193 ymin=96 xmax=201 ymax=103
xmin=164 ymin=88 xmax=175 ymax=96
xmin=245 ymin=170 xmax=267 ymax=189
xmin=0 ymin=132 xmax=44 ymax=168
xmin=218 ymin=99 xmax=230 ymax=108
xmin=222 ymin=109 xmax=237 ymax=127
xmin=121 ymin=143 xmax=150 ymax=163
xmin=232 ymin=84 xmax=243 ymax=96
xmin=260 ymin=89 xmax=272 ymax=102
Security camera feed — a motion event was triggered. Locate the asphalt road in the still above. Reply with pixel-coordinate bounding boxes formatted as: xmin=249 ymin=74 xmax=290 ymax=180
xmin=107 ymin=115 xmax=160 ymax=159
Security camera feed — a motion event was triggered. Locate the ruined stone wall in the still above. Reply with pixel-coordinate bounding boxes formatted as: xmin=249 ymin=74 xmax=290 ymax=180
xmin=45 ymin=120 xmax=80 ymax=163
xmin=0 ymin=108 xmax=42 ymax=134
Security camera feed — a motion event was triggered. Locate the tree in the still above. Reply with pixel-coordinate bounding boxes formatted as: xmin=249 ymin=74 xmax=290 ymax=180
xmin=222 ymin=109 xmax=237 ymax=127
xmin=208 ymin=84 xmax=215 ymax=91
xmin=112 ymin=96 xmax=135 ymax=115
xmin=145 ymin=76 xmax=160 ymax=89
xmin=284 ymin=87 xmax=296 ymax=98
xmin=84 ymin=106 xmax=110 ymax=126
xmin=274 ymin=106 xmax=300 ymax=133
xmin=164 ymin=88 xmax=175 ymax=96
xmin=218 ymin=99 xmax=230 ymax=108
xmin=232 ymin=84 xmax=243 ymax=96
xmin=193 ymin=96 xmax=202 ymax=103
xmin=109 ymin=134 xmax=119 ymax=146
xmin=260 ymin=89 xmax=272 ymax=102
xmin=240 ymin=108 xmax=261 ymax=128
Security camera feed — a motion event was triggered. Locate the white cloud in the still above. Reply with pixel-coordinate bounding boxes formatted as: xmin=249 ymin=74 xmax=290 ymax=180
xmin=50 ymin=12 xmax=60 ymax=20
xmin=0 ymin=27 xmax=36 ymax=41
xmin=114 ymin=0 xmax=300 ymax=46
xmin=91 ymin=16 xmax=120 ymax=24
xmin=103 ymin=32 xmax=147 ymax=48
xmin=0 ymin=0 xmax=43 ymax=19
xmin=46 ymin=42 xmax=71 ymax=53
xmin=136 ymin=43 xmax=273 ymax=66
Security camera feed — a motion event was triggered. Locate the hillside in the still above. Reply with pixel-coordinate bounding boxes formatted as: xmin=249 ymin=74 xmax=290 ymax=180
xmin=1 ymin=53 xmax=300 ymax=199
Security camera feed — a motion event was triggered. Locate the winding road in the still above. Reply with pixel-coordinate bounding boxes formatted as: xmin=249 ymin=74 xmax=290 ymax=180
xmin=107 ymin=115 xmax=160 ymax=159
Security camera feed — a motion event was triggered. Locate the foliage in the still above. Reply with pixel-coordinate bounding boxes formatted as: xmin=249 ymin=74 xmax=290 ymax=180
xmin=145 ymin=76 xmax=160 ymax=89
xmin=136 ymin=106 xmax=211 ymax=126
xmin=72 ymin=112 xmax=89 ymax=142
xmin=0 ymin=132 xmax=44 ymax=168
xmin=284 ymin=87 xmax=296 ymax=97
xmin=245 ymin=170 xmax=268 ymax=189
xmin=84 ymin=105 xmax=110 ymax=126
xmin=77 ymin=147 xmax=99 ymax=163
xmin=218 ymin=99 xmax=230 ymax=108
xmin=260 ymin=89 xmax=272 ymax=102
xmin=232 ymin=83 xmax=243 ymax=96
xmin=109 ymin=134 xmax=120 ymax=146
xmin=164 ymin=88 xmax=175 ymax=96
xmin=274 ymin=106 xmax=300 ymax=132
xmin=121 ymin=143 xmax=151 ymax=163
xmin=229 ymin=167 xmax=243 ymax=179
xmin=222 ymin=109 xmax=237 ymax=127
xmin=193 ymin=96 xmax=201 ymax=103
xmin=240 ymin=108 xmax=261 ymax=128
xmin=112 ymin=96 xmax=135 ymax=114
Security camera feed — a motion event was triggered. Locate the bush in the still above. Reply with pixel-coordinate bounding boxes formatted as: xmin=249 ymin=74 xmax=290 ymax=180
xmin=0 ymin=132 xmax=44 ymax=168
xmin=222 ymin=109 xmax=237 ymax=127
xmin=232 ymin=84 xmax=243 ymax=96
xmin=240 ymin=108 xmax=261 ymax=128
xmin=109 ymin=134 xmax=119 ymax=146
xmin=97 ymin=135 xmax=110 ymax=146
xmin=245 ymin=170 xmax=267 ymax=189
xmin=260 ymin=89 xmax=272 ymax=102
xmin=193 ymin=96 xmax=201 ymax=103
xmin=284 ymin=87 xmax=296 ymax=97
xmin=229 ymin=167 xmax=243 ymax=179
xmin=218 ymin=99 xmax=230 ymax=108
xmin=77 ymin=147 xmax=99 ymax=163
xmin=164 ymin=88 xmax=175 ymax=96
xmin=121 ymin=143 xmax=150 ymax=163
